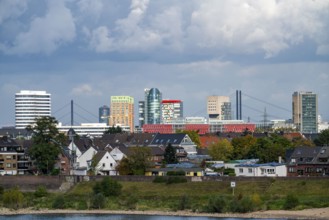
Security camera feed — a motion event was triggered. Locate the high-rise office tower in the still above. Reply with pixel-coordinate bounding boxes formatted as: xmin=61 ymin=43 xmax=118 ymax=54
xmin=207 ymin=96 xmax=232 ymax=120
xmin=161 ymin=100 xmax=183 ymax=124
xmin=292 ymin=91 xmax=318 ymax=133
xmin=99 ymin=105 xmax=110 ymax=125
xmin=15 ymin=90 xmax=51 ymax=129
xmin=109 ymin=96 xmax=134 ymax=132
xmin=138 ymin=101 xmax=145 ymax=128
xmin=144 ymin=88 xmax=162 ymax=124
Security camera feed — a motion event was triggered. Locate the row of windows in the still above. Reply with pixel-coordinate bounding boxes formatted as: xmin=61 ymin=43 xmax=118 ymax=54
xmin=238 ymin=168 xmax=275 ymax=174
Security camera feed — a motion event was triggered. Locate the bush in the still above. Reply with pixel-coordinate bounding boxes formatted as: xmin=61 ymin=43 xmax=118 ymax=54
xmin=77 ymin=200 xmax=88 ymax=210
xmin=52 ymin=195 xmax=66 ymax=209
xmin=206 ymin=196 xmax=226 ymax=213
xmin=177 ymin=195 xmax=190 ymax=211
xmin=2 ymin=187 xmax=24 ymax=210
xmin=153 ymin=176 xmax=167 ymax=183
xmin=283 ymin=194 xmax=299 ymax=210
xmin=93 ymin=177 xmax=122 ymax=197
xmin=91 ymin=193 xmax=106 ymax=209
xmin=34 ymin=186 xmax=48 ymax=198
xmin=166 ymin=176 xmax=187 ymax=184
xmin=229 ymin=197 xmax=254 ymax=213
xmin=0 ymin=185 xmax=4 ymax=195
xmin=119 ymin=186 xmax=139 ymax=210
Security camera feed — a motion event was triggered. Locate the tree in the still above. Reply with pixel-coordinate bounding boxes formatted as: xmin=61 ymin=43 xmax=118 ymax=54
xmin=208 ymin=139 xmax=233 ymax=161
xmin=116 ymin=147 xmax=152 ymax=175
xmin=26 ymin=116 xmax=66 ymax=174
xmin=291 ymin=136 xmax=315 ymax=147
xmin=248 ymin=134 xmax=292 ymax=163
xmin=129 ymin=147 xmax=152 ymax=175
xmin=104 ymin=125 xmax=122 ymax=134
xmin=88 ymin=152 xmax=100 ymax=175
xmin=314 ymin=129 xmax=329 ymax=146
xmin=163 ymin=143 xmax=178 ymax=164
xmin=231 ymin=135 xmax=257 ymax=160
xmin=116 ymin=157 xmax=133 ymax=175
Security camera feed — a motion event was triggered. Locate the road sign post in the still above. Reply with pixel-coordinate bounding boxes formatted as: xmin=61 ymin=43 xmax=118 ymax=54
xmin=231 ymin=181 xmax=236 ymax=196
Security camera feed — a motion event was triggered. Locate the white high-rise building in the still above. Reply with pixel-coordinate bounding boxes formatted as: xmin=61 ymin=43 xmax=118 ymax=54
xmin=15 ymin=90 xmax=51 ymax=129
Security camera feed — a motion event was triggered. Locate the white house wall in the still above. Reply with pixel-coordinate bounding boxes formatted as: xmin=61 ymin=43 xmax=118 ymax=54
xmin=68 ymin=141 xmax=82 ymax=158
xmin=235 ymin=165 xmax=287 ymax=177
xmin=97 ymin=152 xmax=117 ymax=175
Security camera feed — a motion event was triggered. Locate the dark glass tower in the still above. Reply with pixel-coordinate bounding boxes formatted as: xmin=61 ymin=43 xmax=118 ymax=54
xmin=145 ymin=88 xmax=162 ymax=124
xmin=99 ymin=105 xmax=110 ymax=125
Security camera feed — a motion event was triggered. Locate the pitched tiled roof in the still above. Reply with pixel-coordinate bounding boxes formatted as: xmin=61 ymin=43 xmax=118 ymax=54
xmin=128 ymin=133 xmax=156 ymax=146
xmin=150 ymin=133 xmax=186 ymax=146
xmin=92 ymin=151 xmax=107 ymax=165
xmin=199 ymin=135 xmax=220 ymax=148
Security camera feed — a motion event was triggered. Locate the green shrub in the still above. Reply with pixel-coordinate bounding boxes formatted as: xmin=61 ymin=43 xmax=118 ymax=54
xmin=93 ymin=177 xmax=122 ymax=197
xmin=34 ymin=186 xmax=48 ymax=198
xmin=91 ymin=193 xmax=106 ymax=209
xmin=229 ymin=197 xmax=254 ymax=213
xmin=77 ymin=200 xmax=88 ymax=210
xmin=2 ymin=187 xmax=24 ymax=210
xmin=166 ymin=176 xmax=187 ymax=184
xmin=224 ymin=168 xmax=235 ymax=176
xmin=167 ymin=170 xmax=186 ymax=176
xmin=283 ymin=194 xmax=299 ymax=210
xmin=206 ymin=196 xmax=226 ymax=213
xmin=153 ymin=176 xmax=167 ymax=183
xmin=177 ymin=195 xmax=190 ymax=211
xmin=52 ymin=195 xmax=66 ymax=209
xmin=0 ymin=185 xmax=4 ymax=195
xmin=119 ymin=187 xmax=139 ymax=210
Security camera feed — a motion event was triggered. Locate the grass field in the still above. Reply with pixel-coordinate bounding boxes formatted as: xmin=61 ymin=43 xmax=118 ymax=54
xmin=65 ymin=178 xmax=329 ymax=212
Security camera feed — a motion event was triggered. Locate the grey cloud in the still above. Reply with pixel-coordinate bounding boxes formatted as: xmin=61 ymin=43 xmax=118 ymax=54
xmin=0 ymin=0 xmax=75 ymax=55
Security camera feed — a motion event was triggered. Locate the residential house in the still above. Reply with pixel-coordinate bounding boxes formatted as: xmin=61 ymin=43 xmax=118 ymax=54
xmin=286 ymin=146 xmax=329 ymax=176
xmin=87 ymin=151 xmax=117 ymax=175
xmin=146 ymin=162 xmax=204 ymax=176
xmin=235 ymin=162 xmax=287 ymax=177
xmin=0 ymin=136 xmax=31 ymax=175
xmin=149 ymin=133 xmax=197 ymax=155
xmin=146 ymin=167 xmax=204 ymax=177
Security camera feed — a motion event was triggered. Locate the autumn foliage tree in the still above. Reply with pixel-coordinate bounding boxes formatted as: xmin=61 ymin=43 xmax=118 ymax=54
xmin=208 ymin=139 xmax=233 ymax=161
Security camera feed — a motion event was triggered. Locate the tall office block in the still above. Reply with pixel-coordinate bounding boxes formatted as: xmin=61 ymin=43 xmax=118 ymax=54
xmin=207 ymin=96 xmax=231 ymax=120
xmin=110 ymin=96 xmax=134 ymax=132
xmin=138 ymin=101 xmax=145 ymax=128
xmin=161 ymin=100 xmax=183 ymax=124
xmin=144 ymin=88 xmax=162 ymax=124
xmin=99 ymin=105 xmax=110 ymax=125
xmin=292 ymin=91 xmax=318 ymax=133
xmin=15 ymin=90 xmax=51 ymax=129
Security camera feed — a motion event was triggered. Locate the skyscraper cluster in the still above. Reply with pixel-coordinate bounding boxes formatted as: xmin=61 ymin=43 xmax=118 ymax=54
xmin=14 ymin=89 xmax=320 ymax=134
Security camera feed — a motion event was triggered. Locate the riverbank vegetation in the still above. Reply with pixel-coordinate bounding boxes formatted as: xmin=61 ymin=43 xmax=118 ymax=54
xmin=1 ymin=177 xmax=329 ymax=213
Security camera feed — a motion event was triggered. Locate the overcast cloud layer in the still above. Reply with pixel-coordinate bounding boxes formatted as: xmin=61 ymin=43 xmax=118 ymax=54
xmin=0 ymin=0 xmax=328 ymax=126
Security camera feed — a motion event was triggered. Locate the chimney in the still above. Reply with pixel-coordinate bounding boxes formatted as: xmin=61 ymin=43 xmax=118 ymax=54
xmin=278 ymin=156 xmax=282 ymax=163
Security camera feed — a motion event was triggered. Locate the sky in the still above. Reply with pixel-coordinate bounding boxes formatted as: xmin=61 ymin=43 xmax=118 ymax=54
xmin=0 ymin=0 xmax=329 ymax=127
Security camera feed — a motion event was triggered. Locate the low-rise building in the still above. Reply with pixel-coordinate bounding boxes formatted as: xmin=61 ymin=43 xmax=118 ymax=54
xmin=234 ymin=162 xmax=287 ymax=177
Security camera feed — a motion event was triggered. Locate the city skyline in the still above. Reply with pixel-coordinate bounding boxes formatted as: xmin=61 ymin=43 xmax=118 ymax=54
xmin=1 ymin=1 xmax=329 ymax=127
